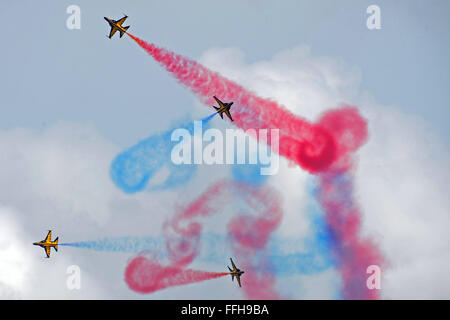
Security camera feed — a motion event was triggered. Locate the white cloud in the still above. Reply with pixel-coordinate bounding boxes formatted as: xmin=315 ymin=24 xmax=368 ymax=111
xmin=0 ymin=206 xmax=31 ymax=298
xmin=199 ymin=45 xmax=361 ymax=120
xmin=199 ymin=45 xmax=450 ymax=299
xmin=0 ymin=123 xmax=119 ymax=227
xmin=0 ymin=122 xmax=171 ymax=298
xmin=356 ymin=99 xmax=450 ymax=298
xmin=1 ymin=43 xmax=448 ymax=299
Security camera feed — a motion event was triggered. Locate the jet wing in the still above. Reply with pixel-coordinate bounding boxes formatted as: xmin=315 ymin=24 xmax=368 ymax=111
xmin=45 ymin=230 xmax=52 ymax=242
xmin=230 ymin=258 xmax=237 ymax=271
xmin=108 ymin=27 xmax=118 ymax=39
xmin=236 ymin=275 xmax=242 ymax=287
xmin=45 ymin=246 xmax=51 ymax=258
xmin=115 ymin=16 xmax=128 ymax=27
xmin=224 ymin=109 xmax=234 ymax=121
xmin=214 ymin=96 xmax=226 ymax=109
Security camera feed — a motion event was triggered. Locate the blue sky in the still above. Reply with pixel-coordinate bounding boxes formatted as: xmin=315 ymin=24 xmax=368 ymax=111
xmin=0 ymin=1 xmax=449 ymax=299
xmin=1 ymin=0 xmax=448 ymax=146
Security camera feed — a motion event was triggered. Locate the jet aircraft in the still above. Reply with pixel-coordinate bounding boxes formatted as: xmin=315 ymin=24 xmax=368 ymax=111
xmin=212 ymin=96 xmax=234 ymax=121
xmin=104 ymin=15 xmax=130 ymax=39
xmin=33 ymin=230 xmax=59 ymax=258
xmin=227 ymin=258 xmax=244 ymax=287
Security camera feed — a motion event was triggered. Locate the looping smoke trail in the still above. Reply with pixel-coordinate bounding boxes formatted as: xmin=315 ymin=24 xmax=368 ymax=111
xmin=317 ymin=170 xmax=384 ymax=299
xmin=313 ymin=108 xmax=384 ymax=299
xmin=110 ymin=114 xmax=215 ymax=193
xmin=60 ymin=231 xmax=335 ymax=278
xmin=125 ymin=256 xmax=228 ymax=294
xmin=125 ymin=33 xmax=384 ymax=298
xmin=127 ymin=33 xmax=349 ymax=174
xmin=125 ymin=180 xmax=283 ymax=298
xmin=226 ymin=185 xmax=283 ymax=299
xmin=169 ymin=181 xmax=283 ymax=299
xmin=163 ymin=182 xmax=227 ymax=267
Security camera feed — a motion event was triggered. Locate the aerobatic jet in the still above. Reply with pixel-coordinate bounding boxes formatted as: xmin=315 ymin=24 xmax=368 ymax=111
xmin=104 ymin=15 xmax=130 ymax=39
xmin=227 ymin=258 xmax=244 ymax=287
xmin=212 ymin=96 xmax=234 ymax=121
xmin=33 ymin=230 xmax=59 ymax=258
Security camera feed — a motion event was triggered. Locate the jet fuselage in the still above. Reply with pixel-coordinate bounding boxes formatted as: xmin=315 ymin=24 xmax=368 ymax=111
xmin=33 ymin=241 xmax=56 ymax=248
xmin=212 ymin=96 xmax=234 ymax=121
xmin=230 ymin=270 xmax=244 ymax=277
xmin=104 ymin=17 xmax=128 ymax=34
xmin=217 ymin=103 xmax=232 ymax=114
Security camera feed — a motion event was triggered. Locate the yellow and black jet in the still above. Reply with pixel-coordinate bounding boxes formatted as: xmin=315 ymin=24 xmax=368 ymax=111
xmin=227 ymin=258 xmax=244 ymax=287
xmin=33 ymin=230 xmax=59 ymax=258
xmin=104 ymin=15 xmax=130 ymax=39
xmin=212 ymin=96 xmax=234 ymax=121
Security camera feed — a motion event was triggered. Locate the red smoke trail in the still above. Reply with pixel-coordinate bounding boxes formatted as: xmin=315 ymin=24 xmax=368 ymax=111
xmin=125 ymin=256 xmax=228 ymax=294
xmin=316 ymin=110 xmax=384 ymax=299
xmin=127 ymin=33 xmax=343 ymax=173
xmin=125 ymin=181 xmax=283 ymax=298
xmin=226 ymin=184 xmax=283 ymax=299
xmin=126 ymin=33 xmax=384 ymax=298
xmin=163 ymin=182 xmax=228 ymax=267
xmin=318 ymin=170 xmax=384 ymax=299
xmin=163 ymin=181 xmax=283 ymax=299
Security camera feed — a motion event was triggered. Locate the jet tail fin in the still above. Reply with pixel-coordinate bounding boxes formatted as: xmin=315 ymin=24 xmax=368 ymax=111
xmin=228 ymin=266 xmax=232 ymax=272
xmin=213 ymin=106 xmax=219 ymax=111
xmin=120 ymin=26 xmax=130 ymax=38
xmin=53 ymin=237 xmax=58 ymax=252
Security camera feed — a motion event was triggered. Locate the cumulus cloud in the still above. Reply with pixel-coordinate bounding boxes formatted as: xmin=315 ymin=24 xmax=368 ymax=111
xmin=0 ymin=122 xmax=172 ymax=298
xmin=356 ymin=100 xmax=450 ymax=299
xmin=199 ymin=45 xmax=450 ymax=299
xmin=0 ymin=207 xmax=30 ymax=299
xmin=1 ymin=44 xmax=448 ymax=299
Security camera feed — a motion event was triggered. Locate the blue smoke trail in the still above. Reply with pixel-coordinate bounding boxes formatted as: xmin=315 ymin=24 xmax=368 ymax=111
xmin=231 ymin=148 xmax=269 ymax=186
xmin=110 ymin=113 xmax=216 ymax=193
xmin=227 ymin=144 xmax=334 ymax=277
xmin=202 ymin=113 xmax=217 ymax=122
xmin=60 ymin=232 xmax=333 ymax=276
xmin=231 ymin=162 xmax=268 ymax=187
xmin=104 ymin=111 xmax=336 ymax=280
xmin=60 ymin=236 xmax=165 ymax=253
xmin=267 ymin=206 xmax=335 ymax=276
